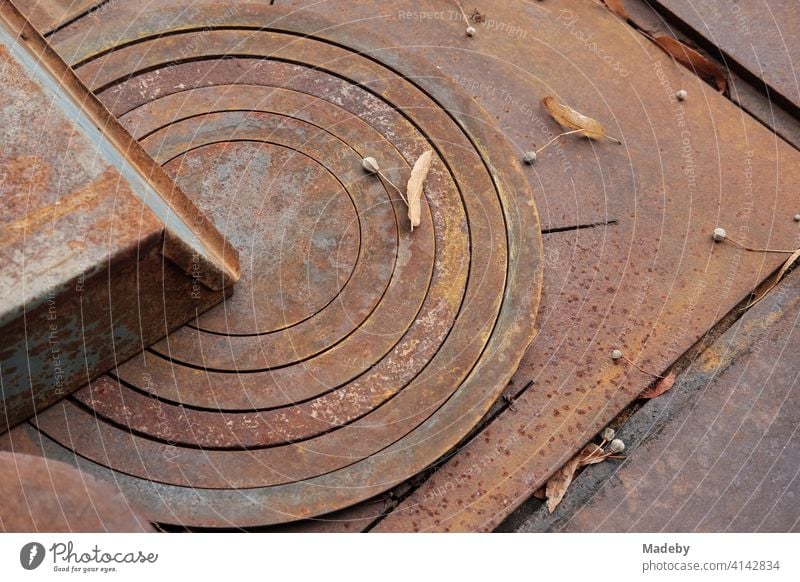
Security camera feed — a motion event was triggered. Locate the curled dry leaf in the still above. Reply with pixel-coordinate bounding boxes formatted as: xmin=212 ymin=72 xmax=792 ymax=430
xmin=407 ymin=150 xmax=433 ymax=231
xmin=542 ymin=96 xmax=619 ymax=142
xmin=653 ymin=35 xmax=727 ymax=92
xmin=545 ymin=454 xmax=581 ymax=513
xmin=545 ymin=443 xmax=607 ymax=512
xmin=640 ymin=370 xmax=677 ymax=399
xmin=601 ymin=0 xmax=630 ymax=20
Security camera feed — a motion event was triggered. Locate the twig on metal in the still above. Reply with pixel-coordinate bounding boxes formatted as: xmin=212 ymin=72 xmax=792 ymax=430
xmin=452 ymin=0 xmax=476 ymax=36
xmin=611 ymin=349 xmax=665 ymax=378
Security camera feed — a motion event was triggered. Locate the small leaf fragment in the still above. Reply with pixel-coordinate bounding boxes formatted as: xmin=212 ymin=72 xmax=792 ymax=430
xmin=542 ymin=96 xmax=616 ymax=142
xmin=407 ymin=150 xmax=433 ymax=231
xmin=545 ymin=454 xmax=581 ymax=513
xmin=749 ymin=248 xmax=800 ymax=307
xmin=653 ymin=35 xmax=727 ymax=92
xmin=545 ymin=443 xmax=612 ymax=512
xmin=602 ymin=0 xmax=630 ymax=20
xmin=640 ymin=370 xmax=677 ymax=399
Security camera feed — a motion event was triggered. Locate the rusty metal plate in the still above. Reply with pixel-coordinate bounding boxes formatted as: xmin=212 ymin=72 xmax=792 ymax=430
xmin=11 ymin=0 xmax=799 ymax=533
xmin=0 ymin=451 xmax=152 ymax=532
xmin=0 ymin=1 xmax=238 ymax=434
xmin=234 ymin=0 xmax=799 ymax=532
xmin=2 ymin=3 xmax=542 ymax=528
xmin=647 ymin=0 xmax=800 ymax=113
xmin=11 ymin=0 xmax=97 ymax=33
xmin=618 ymin=0 xmax=800 ymax=156
xmin=554 ymin=269 xmax=800 ymax=532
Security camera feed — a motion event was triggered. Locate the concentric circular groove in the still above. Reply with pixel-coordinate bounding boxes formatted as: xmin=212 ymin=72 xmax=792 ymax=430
xmin=175 ymin=141 xmax=361 ymax=335
xmin=22 ymin=5 xmax=543 ymax=528
xmin=143 ymin=109 xmax=440 ymax=371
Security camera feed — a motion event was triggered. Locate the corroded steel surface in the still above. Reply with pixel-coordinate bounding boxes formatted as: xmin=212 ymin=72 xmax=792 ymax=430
xmin=9 ymin=0 xmax=799 ymax=532
xmin=648 ymin=0 xmax=800 ymax=112
xmin=12 ymin=0 xmax=97 ymax=33
xmin=254 ymin=0 xmax=799 ymax=532
xmin=553 ymin=269 xmax=800 ymax=532
xmin=0 ymin=451 xmax=152 ymax=532
xmin=0 ymin=1 xmax=237 ymax=433
xmin=2 ymin=2 xmax=543 ymax=527
xmin=619 ymin=0 xmax=800 ymax=155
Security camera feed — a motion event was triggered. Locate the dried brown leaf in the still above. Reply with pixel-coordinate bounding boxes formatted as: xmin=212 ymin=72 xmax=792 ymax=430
xmin=545 ymin=442 xmax=611 ymax=512
xmin=542 ymin=96 xmax=616 ymax=142
xmin=601 ymin=0 xmax=629 ymax=20
xmin=653 ymin=35 xmax=727 ymax=92
xmin=749 ymin=248 xmax=800 ymax=307
xmin=640 ymin=370 xmax=677 ymax=399
xmin=545 ymin=454 xmax=580 ymax=513
xmin=407 ymin=150 xmax=433 ymax=231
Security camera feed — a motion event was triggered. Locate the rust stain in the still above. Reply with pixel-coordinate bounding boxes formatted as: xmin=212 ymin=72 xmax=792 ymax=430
xmin=7 ymin=2 xmax=542 ymax=527
xmin=1 ymin=168 xmax=111 ymax=240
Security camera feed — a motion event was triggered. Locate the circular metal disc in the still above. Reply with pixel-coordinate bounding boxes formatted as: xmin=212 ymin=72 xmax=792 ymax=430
xmin=25 ymin=5 xmax=543 ymax=528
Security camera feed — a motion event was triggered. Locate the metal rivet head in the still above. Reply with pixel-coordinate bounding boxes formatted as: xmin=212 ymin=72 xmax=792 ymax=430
xmin=794 ymin=214 xmax=800 ymax=222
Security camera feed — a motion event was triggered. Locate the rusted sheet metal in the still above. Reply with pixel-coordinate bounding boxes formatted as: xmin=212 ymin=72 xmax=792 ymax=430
xmin=619 ymin=0 xmax=800 ymax=155
xmin=11 ymin=0 xmax=799 ymax=532
xmin=12 ymin=0 xmax=98 ymax=33
xmin=251 ymin=0 xmax=799 ymax=531
xmin=552 ymin=269 xmax=800 ymax=532
xmin=647 ymin=0 xmax=800 ymax=113
xmin=0 ymin=3 xmax=543 ymax=527
xmin=0 ymin=1 xmax=238 ymax=433
xmin=0 ymin=451 xmax=152 ymax=532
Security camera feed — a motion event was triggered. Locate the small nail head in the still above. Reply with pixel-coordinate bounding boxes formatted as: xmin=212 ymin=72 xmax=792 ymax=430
xmin=713 ymin=227 xmax=727 ymax=242
xmin=466 ymin=26 xmax=476 ymax=37
xmin=361 ymin=156 xmax=380 ymax=174
xmin=794 ymin=213 xmax=800 ymax=222
xmin=522 ymin=151 xmax=537 ymax=164
xmin=676 ymin=89 xmax=688 ymax=101
xmin=611 ymin=349 xmax=623 ymax=361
